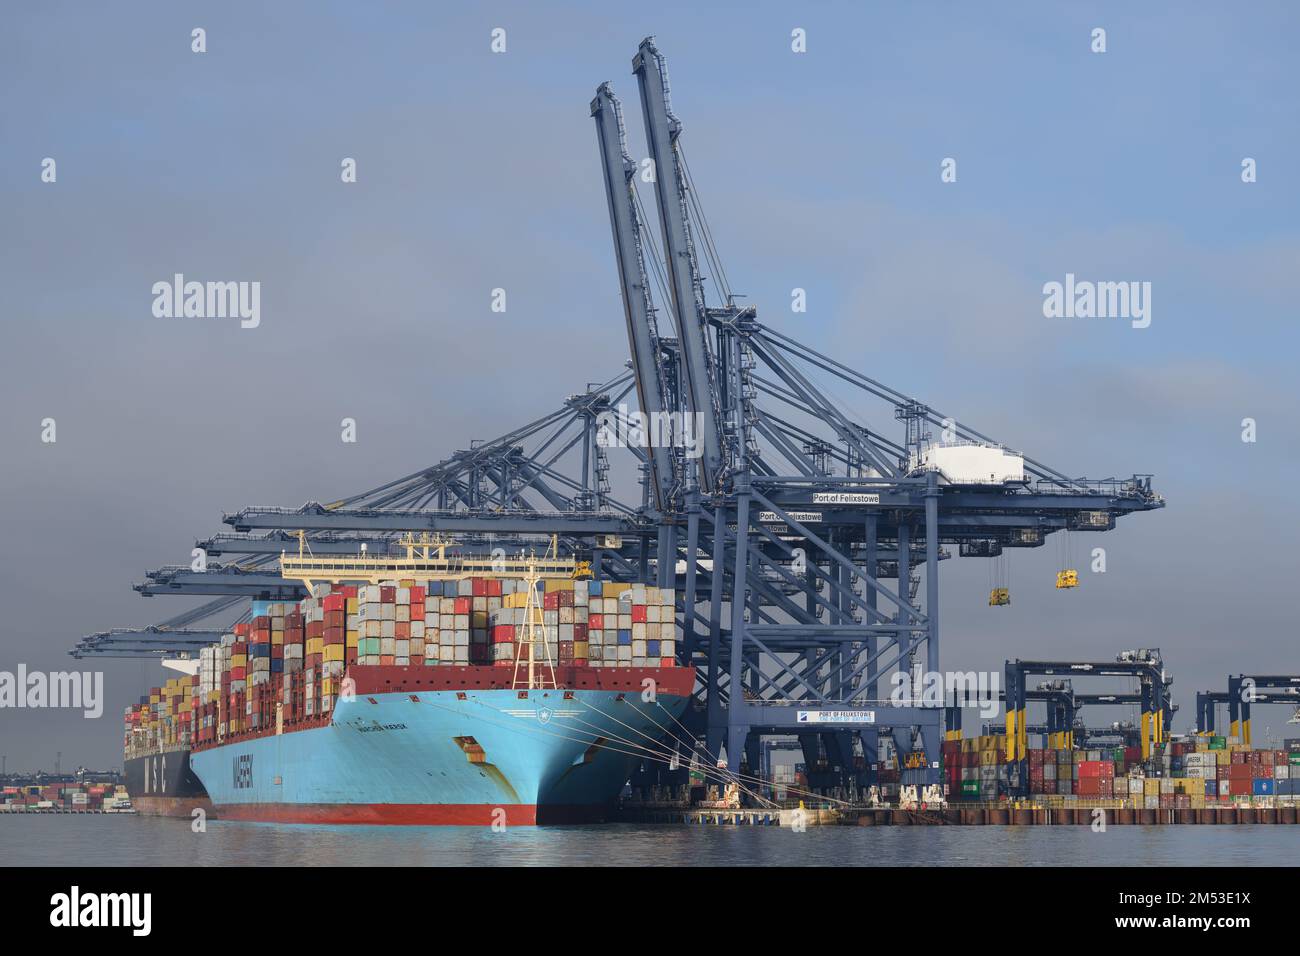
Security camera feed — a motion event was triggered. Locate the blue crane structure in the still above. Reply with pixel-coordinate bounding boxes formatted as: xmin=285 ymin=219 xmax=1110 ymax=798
xmin=1196 ymin=675 xmax=1300 ymax=744
xmin=1002 ymin=651 xmax=1170 ymax=795
xmin=71 ymin=38 xmax=1164 ymax=794
xmin=996 ymin=679 xmax=1175 ymax=751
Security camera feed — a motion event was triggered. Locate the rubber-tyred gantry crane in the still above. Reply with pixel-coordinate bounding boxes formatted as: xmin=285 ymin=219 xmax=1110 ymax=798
xmin=1196 ymin=675 xmax=1300 ymax=745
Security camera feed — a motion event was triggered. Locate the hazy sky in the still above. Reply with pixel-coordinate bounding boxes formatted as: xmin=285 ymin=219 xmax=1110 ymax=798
xmin=2 ymin=2 xmax=1298 ymax=770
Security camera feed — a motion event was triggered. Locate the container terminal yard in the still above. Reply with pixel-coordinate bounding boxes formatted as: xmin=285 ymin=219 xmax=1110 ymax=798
xmin=50 ymin=37 xmax=1299 ymax=830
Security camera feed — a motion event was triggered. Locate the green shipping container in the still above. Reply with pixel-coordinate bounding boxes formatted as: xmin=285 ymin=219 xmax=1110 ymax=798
xmin=1209 ymin=737 xmax=1226 ymax=750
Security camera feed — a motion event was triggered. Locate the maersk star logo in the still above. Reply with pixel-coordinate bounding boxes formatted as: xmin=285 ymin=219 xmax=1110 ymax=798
xmin=536 ymin=706 xmax=554 ymax=725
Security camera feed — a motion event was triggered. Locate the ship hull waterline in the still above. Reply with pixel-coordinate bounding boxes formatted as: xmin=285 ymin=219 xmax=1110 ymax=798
xmin=190 ymin=685 xmax=692 ymax=826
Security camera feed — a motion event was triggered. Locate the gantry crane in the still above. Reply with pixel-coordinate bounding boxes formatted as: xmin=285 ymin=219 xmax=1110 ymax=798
xmin=1003 ymin=651 xmax=1171 ymax=795
xmin=1196 ymin=675 xmax=1300 ymax=744
xmin=75 ymin=38 xmax=1165 ymax=797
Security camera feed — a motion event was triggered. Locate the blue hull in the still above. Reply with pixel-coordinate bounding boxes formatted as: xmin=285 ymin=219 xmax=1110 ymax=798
xmin=190 ymin=687 xmax=690 ymax=824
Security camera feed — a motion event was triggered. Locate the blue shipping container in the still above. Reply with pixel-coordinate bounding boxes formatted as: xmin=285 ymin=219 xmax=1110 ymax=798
xmin=1253 ymin=779 xmax=1274 ymax=796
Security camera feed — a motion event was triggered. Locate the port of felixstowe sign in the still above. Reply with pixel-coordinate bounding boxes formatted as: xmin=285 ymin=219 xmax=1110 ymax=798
xmin=810 ymin=492 xmax=880 ymax=505
xmin=797 ymin=710 xmax=876 ymax=724
xmin=756 ymin=493 xmax=881 ymax=526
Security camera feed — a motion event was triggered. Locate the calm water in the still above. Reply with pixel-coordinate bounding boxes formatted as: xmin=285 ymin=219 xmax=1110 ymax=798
xmin=4 ymin=815 xmax=1299 ymax=865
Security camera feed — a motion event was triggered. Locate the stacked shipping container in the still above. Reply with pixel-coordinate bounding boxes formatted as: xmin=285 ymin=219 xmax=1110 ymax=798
xmin=1 ymin=782 xmax=132 ymax=812
xmin=941 ymin=735 xmax=1300 ymax=807
xmin=124 ymin=575 xmax=679 ymax=756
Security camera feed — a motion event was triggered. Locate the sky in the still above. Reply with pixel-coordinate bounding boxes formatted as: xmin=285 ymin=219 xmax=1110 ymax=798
xmin=1 ymin=1 xmax=1298 ymax=770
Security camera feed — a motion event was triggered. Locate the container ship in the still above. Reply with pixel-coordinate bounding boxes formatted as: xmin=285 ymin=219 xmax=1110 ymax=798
xmin=124 ymin=546 xmax=692 ymax=825
xmin=122 ymin=744 xmax=212 ymax=818
xmin=123 ymin=671 xmax=215 ymax=817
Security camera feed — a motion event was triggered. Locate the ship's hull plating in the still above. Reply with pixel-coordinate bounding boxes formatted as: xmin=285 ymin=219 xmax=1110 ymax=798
xmin=190 ymin=687 xmax=689 ymax=825
xmin=124 ymin=749 xmax=213 ymax=817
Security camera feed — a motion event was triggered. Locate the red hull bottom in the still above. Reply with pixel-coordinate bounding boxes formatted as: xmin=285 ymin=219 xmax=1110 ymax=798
xmin=132 ymin=796 xmax=215 ymax=819
xmin=209 ymin=802 xmax=611 ymax=826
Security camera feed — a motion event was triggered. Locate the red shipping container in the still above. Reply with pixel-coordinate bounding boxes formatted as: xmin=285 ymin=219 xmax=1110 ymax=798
xmin=487 ymin=580 xmax=502 ymax=597
xmin=544 ymin=592 xmax=559 ymax=610
xmin=380 ymin=586 xmax=395 ymax=603
xmin=590 ymin=614 xmax=604 ymax=629
xmin=394 ymin=622 xmax=410 ymax=640
xmin=323 ymin=594 xmax=345 ymax=612
xmin=558 ymin=590 xmax=573 ymax=608
xmin=632 ymin=605 xmax=648 ymax=624
xmin=473 ymin=578 xmax=487 ymax=597
xmin=410 ymin=586 xmax=425 ymax=603
xmin=454 ymin=597 xmax=470 ymax=614
xmin=493 ymin=625 xmax=515 ymax=644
